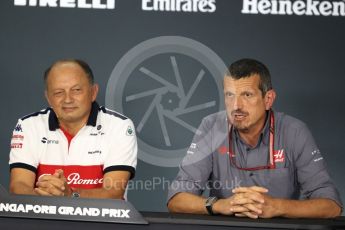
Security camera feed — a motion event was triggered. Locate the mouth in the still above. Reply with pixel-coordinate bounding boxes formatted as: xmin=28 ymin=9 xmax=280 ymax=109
xmin=62 ymin=107 xmax=77 ymax=112
xmin=233 ymin=114 xmax=246 ymax=121
xmin=231 ymin=111 xmax=248 ymax=121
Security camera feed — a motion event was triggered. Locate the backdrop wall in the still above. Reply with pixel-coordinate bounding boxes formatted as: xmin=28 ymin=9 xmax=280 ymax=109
xmin=1 ymin=0 xmax=344 ymax=213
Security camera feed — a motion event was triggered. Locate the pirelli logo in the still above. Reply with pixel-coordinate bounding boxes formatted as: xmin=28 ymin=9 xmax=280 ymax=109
xmin=13 ymin=0 xmax=116 ymax=9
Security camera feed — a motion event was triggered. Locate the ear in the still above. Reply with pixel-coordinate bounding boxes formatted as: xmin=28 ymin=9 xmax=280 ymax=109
xmin=264 ymin=89 xmax=276 ymax=110
xmin=91 ymin=84 xmax=99 ymax=102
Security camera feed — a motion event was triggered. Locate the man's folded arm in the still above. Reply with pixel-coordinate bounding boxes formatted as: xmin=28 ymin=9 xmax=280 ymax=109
xmin=270 ymin=198 xmax=341 ymax=218
xmin=72 ymin=170 xmax=131 ymax=199
xmin=11 ymin=166 xmax=133 ymax=199
xmin=168 ymin=192 xmax=208 ymax=214
xmin=10 ymin=167 xmax=37 ymax=195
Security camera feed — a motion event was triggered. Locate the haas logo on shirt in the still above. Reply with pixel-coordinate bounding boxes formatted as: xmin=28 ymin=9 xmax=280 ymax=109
xmin=274 ymin=149 xmax=285 ymax=163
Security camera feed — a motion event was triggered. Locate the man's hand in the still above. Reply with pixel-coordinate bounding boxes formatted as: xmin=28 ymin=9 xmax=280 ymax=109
xmin=212 ymin=186 xmax=268 ymax=218
xmin=256 ymin=193 xmax=281 ymax=218
xmin=35 ymin=169 xmax=72 ymax=197
xmin=231 ymin=186 xmax=282 ymax=218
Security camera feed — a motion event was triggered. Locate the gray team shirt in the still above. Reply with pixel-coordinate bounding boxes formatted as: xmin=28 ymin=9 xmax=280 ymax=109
xmin=167 ymin=111 xmax=342 ymax=207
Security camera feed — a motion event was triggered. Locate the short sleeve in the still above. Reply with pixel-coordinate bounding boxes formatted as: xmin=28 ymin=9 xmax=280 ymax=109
xmin=167 ymin=117 xmax=214 ymax=202
xmin=103 ymin=119 xmax=137 ymax=180
xmin=293 ymin=123 xmax=342 ymax=208
xmin=9 ymin=119 xmax=38 ymax=173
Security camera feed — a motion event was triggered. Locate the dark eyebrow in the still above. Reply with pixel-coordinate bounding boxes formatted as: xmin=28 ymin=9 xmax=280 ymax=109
xmin=240 ymin=91 xmax=254 ymax=96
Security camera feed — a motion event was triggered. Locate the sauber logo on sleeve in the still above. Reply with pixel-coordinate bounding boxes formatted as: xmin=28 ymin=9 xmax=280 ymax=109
xmin=273 ymin=149 xmax=285 ymax=163
xmin=11 ymin=143 xmax=23 ymax=149
xmin=11 ymin=133 xmax=24 ymax=149
xmin=12 ymin=134 xmax=24 ymax=141
xmin=14 ymin=0 xmax=116 ymax=9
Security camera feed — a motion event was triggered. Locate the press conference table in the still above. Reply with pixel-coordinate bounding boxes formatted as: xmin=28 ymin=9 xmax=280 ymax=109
xmin=1 ymin=212 xmax=345 ymax=230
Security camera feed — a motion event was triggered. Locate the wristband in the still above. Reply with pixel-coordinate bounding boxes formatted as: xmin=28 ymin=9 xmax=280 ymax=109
xmin=205 ymin=196 xmax=218 ymax=215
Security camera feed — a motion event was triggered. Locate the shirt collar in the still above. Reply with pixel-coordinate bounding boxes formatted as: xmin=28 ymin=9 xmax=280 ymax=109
xmin=261 ymin=110 xmax=271 ymax=146
xmin=48 ymin=101 xmax=100 ymax=131
xmin=233 ymin=110 xmax=272 ymax=147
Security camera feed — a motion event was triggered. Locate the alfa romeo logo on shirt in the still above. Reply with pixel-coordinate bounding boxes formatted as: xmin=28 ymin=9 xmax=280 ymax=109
xmin=106 ymin=36 xmax=226 ymax=167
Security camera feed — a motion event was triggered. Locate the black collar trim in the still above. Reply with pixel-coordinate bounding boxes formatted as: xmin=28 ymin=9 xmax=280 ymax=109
xmin=48 ymin=101 xmax=100 ymax=131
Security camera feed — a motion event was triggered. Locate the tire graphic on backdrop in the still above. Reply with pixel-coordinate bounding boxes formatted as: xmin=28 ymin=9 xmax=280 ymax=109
xmin=106 ymin=36 xmax=227 ymax=167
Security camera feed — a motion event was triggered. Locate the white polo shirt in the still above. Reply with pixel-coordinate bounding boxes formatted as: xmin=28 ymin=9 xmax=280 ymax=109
xmin=9 ymin=102 xmax=137 ymax=190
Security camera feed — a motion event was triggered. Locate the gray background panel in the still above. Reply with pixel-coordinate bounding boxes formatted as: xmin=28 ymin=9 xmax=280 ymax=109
xmin=1 ymin=0 xmax=344 ymax=213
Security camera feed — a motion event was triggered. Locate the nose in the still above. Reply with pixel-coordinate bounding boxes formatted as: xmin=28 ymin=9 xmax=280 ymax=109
xmin=232 ymin=95 xmax=243 ymax=110
xmin=63 ymin=91 xmax=74 ymax=104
